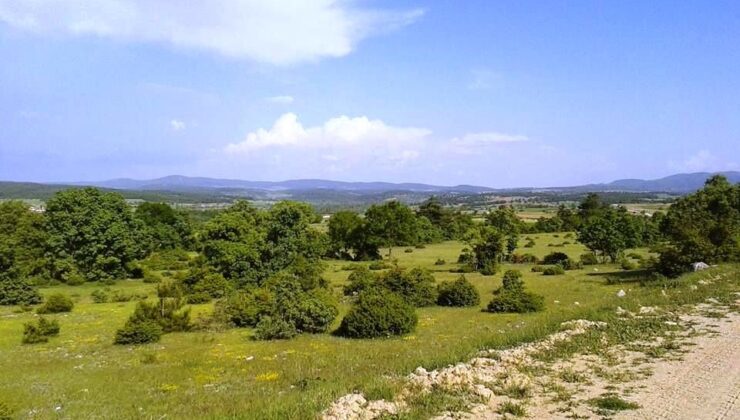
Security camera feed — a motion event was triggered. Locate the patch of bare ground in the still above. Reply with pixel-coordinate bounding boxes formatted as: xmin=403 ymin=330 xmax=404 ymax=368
xmin=323 ymin=294 xmax=740 ymax=420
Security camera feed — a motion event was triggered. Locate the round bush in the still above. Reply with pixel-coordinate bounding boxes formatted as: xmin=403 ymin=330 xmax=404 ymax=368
xmin=90 ymin=289 xmax=109 ymax=303
xmin=343 ymin=266 xmax=377 ymax=296
xmin=380 ymin=267 xmax=437 ymax=307
xmin=253 ymin=316 xmax=297 ymax=340
xmin=22 ymin=317 xmax=60 ymax=344
xmin=217 ymin=288 xmax=273 ymax=327
xmin=543 ymin=252 xmax=570 ymax=266
xmin=542 ymin=265 xmax=565 ymax=276
xmin=436 ymin=276 xmax=480 ymax=307
xmin=37 ymin=293 xmax=74 ymax=314
xmin=486 ymin=290 xmax=544 ymax=313
xmin=0 ymin=278 xmax=42 ymax=306
xmin=501 ymin=270 xmax=524 ymax=290
xmin=337 ymin=289 xmax=417 ymax=338
xmin=114 ymin=320 xmax=163 ymax=345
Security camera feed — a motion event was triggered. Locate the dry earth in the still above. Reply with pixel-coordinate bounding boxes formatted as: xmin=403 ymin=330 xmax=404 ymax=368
xmin=323 ymin=296 xmax=740 ymax=420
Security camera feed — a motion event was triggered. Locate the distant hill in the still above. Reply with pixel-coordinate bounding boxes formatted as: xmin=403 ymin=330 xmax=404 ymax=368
xmin=81 ymin=175 xmax=495 ymax=194
xmin=1 ymin=172 xmax=737 ymax=207
xmin=593 ymin=171 xmax=740 ymax=193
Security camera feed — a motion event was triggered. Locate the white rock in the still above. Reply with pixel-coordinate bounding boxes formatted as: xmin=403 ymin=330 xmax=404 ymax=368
xmin=617 ymin=289 xmax=626 ymax=298
xmin=692 ymin=262 xmax=709 ymax=271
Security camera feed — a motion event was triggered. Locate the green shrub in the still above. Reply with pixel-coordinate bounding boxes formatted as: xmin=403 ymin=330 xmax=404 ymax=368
xmin=543 ymin=252 xmax=569 ymax=266
xmin=127 ymin=262 xmax=145 ymax=279
xmin=0 ymin=278 xmax=42 ymax=306
xmin=110 ymin=290 xmax=142 ymax=302
xmin=511 ymin=253 xmax=539 ymax=264
xmin=186 ymin=292 xmax=212 ymax=304
xmin=559 ymin=259 xmax=582 ymax=270
xmin=368 ymin=261 xmax=390 ymax=271
xmin=436 ymin=276 xmax=480 ymax=307
xmin=267 ymin=277 xmax=338 ymax=334
xmin=337 ymin=288 xmax=418 ymax=338
xmin=114 ymin=320 xmax=163 ymax=345
xmin=115 ymin=281 xmax=190 ymax=345
xmin=404 ymin=248 xmax=414 ymax=253
xmin=22 ymin=317 xmax=60 ymax=344
xmin=656 ymin=247 xmax=691 ymax=278
xmin=37 ymin=293 xmax=74 ymax=314
xmin=434 ymin=258 xmax=446 ymax=266
xmin=580 ymin=252 xmax=599 ymax=265
xmin=542 ymin=265 xmax=565 ymax=276
xmin=91 ymin=289 xmax=109 ymax=303
xmin=217 ymin=288 xmax=274 ymax=327
xmin=253 ymin=316 xmax=297 ymax=340
xmin=487 ymin=270 xmax=544 ymax=313
xmin=501 ymin=270 xmax=524 ymax=290
xmin=292 ymin=292 xmax=338 ymax=333
xmin=343 ymin=266 xmax=377 ymax=296
xmin=486 ymin=290 xmax=544 ymax=313
xmin=143 ymin=249 xmax=190 ymax=271
xmin=479 ymin=261 xmax=499 ymax=276
xmin=620 ymin=259 xmax=638 ymax=270
xmin=380 ymin=267 xmax=437 ymax=307
xmin=185 ymin=272 xmax=232 ymax=299
xmin=143 ymin=271 xmax=162 ymax=283
xmin=531 ymin=266 xmax=546 ymax=273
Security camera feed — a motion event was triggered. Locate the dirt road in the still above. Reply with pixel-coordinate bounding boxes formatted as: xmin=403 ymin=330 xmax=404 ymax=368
xmin=618 ymin=312 xmax=740 ymax=420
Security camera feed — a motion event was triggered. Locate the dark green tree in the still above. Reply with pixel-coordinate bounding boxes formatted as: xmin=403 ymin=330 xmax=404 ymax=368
xmin=364 ymin=201 xmax=417 ymax=257
xmin=136 ymin=202 xmax=193 ymax=250
xmin=45 ymin=188 xmax=149 ymax=282
xmin=658 ymin=175 xmax=740 ymax=275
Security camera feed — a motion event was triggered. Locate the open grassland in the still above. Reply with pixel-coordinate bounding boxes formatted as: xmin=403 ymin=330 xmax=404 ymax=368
xmin=0 ymin=232 xmax=734 ymax=419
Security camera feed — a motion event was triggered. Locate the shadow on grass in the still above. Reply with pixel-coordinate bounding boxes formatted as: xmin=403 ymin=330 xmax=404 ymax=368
xmin=586 ymin=269 xmax=652 ymax=285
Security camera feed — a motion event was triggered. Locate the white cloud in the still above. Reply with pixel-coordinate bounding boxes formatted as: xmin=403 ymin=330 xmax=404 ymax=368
xmin=448 ymin=132 xmax=528 ymax=154
xmin=0 ymin=1 xmax=423 ymax=65
xmin=224 ymin=112 xmax=430 ymax=167
xmin=672 ymin=150 xmax=738 ymax=172
xmin=169 ymin=119 xmax=186 ymax=131
xmin=265 ymin=95 xmax=294 ymax=104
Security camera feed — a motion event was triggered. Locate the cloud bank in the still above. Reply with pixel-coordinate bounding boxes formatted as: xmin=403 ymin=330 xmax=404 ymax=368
xmin=225 ymin=113 xmax=430 ymax=167
xmin=0 ymin=0 xmax=423 ymax=65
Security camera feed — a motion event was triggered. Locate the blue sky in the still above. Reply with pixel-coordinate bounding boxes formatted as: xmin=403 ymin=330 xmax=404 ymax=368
xmin=1 ymin=0 xmax=738 ymax=187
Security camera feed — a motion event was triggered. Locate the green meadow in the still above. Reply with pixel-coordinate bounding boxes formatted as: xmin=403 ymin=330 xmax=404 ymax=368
xmin=0 ymin=232 xmax=733 ymax=419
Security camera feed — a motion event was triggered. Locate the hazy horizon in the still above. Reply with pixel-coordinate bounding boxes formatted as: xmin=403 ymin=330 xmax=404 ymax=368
xmin=1 ymin=1 xmax=739 ymax=186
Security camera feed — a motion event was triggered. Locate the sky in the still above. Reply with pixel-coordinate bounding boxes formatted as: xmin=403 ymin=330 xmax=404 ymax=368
xmin=1 ymin=0 xmax=738 ymax=187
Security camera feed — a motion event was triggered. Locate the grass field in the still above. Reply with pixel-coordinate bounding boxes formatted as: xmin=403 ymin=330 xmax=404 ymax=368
xmin=0 ymin=233 xmax=733 ymax=419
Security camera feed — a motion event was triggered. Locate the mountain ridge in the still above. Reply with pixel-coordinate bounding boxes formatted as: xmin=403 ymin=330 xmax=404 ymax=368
xmin=81 ymin=171 xmax=740 ymax=194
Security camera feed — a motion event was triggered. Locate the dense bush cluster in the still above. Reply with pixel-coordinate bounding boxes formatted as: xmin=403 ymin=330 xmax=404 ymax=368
xmin=340 ymin=266 xmax=437 ymax=307
xmin=436 ymin=276 xmax=480 ymax=307
xmin=486 ymin=270 xmax=544 ymax=313
xmin=337 ymin=288 xmax=417 ymax=338
xmin=216 ymin=273 xmax=337 ymax=340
